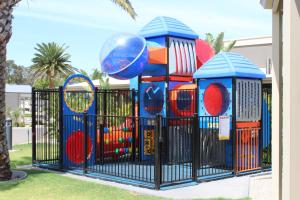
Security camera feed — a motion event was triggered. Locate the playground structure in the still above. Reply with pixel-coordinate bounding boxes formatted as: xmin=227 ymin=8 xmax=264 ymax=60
xmin=32 ymin=16 xmax=271 ymax=189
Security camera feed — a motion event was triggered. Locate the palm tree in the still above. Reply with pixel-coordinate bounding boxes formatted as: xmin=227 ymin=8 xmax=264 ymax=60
xmin=10 ymin=108 xmax=23 ymax=127
xmin=205 ymin=32 xmax=236 ymax=54
xmin=91 ymin=68 xmax=110 ymax=89
xmin=31 ymin=42 xmax=77 ymax=88
xmin=79 ymin=69 xmax=89 ymax=77
xmin=0 ymin=0 xmax=136 ymax=180
xmin=0 ymin=0 xmax=15 ymax=181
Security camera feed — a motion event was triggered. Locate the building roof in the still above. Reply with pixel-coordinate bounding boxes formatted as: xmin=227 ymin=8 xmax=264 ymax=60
xmin=139 ymin=16 xmax=198 ymax=39
xmin=97 ymin=78 xmax=129 ymax=89
xmin=193 ymin=52 xmax=266 ymax=79
xmin=69 ymin=78 xmax=129 ymax=89
xmin=224 ymin=36 xmax=272 ymax=47
xmin=5 ymin=84 xmax=32 ymax=93
xmin=260 ymin=67 xmax=272 ymax=83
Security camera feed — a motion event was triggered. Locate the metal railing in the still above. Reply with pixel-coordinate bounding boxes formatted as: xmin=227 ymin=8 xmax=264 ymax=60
xmin=32 ymin=88 xmax=60 ymax=168
xmin=32 ymin=87 xmax=271 ymax=189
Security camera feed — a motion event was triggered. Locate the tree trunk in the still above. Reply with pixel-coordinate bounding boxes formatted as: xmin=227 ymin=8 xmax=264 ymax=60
xmin=49 ymin=76 xmax=55 ymax=89
xmin=0 ymin=0 xmax=14 ymax=181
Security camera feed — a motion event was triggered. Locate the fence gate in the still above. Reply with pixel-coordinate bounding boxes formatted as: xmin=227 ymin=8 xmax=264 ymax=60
xmin=32 ymin=88 xmax=61 ymax=169
xmin=235 ymin=124 xmax=260 ymax=173
xmin=160 ymin=117 xmax=194 ymax=185
xmin=196 ymin=116 xmax=233 ymax=180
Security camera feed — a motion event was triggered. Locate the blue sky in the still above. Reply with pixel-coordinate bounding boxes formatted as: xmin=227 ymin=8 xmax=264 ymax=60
xmin=8 ymin=0 xmax=271 ymax=73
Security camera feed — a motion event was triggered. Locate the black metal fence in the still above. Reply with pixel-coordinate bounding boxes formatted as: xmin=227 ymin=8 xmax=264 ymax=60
xmin=58 ymin=113 xmax=235 ymax=188
xmin=96 ymin=89 xmax=136 ymax=117
xmin=161 ymin=116 xmax=194 ymax=185
xmin=32 ymin=87 xmax=271 ymax=189
xmin=197 ymin=116 xmax=233 ymax=180
xmin=262 ymin=85 xmax=272 ymax=168
xmin=32 ymin=88 xmax=60 ymax=169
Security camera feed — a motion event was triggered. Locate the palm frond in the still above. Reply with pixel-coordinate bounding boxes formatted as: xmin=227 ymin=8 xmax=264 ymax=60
xmin=205 ymin=33 xmax=214 ymax=46
xmin=223 ymin=40 xmax=236 ymax=52
xmin=10 ymin=0 xmax=23 ymax=7
xmin=110 ymin=0 xmax=137 ymax=19
xmin=213 ymin=32 xmax=224 ymax=54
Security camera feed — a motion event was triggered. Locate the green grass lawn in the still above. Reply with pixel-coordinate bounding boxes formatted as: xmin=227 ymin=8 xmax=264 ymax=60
xmin=1 ymin=144 xmax=163 ymax=200
xmin=0 ymin=144 xmax=249 ymax=200
xmin=0 ymin=170 xmax=163 ymax=200
xmin=9 ymin=144 xmax=32 ymax=168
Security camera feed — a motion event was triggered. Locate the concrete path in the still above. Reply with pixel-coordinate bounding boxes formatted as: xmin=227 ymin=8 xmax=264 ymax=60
xmin=249 ymin=172 xmax=272 ymax=200
xmin=64 ymin=173 xmax=250 ymax=199
xmin=19 ymin=165 xmax=272 ymax=199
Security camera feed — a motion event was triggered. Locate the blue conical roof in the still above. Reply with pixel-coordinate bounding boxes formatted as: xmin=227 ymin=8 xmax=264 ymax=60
xmin=193 ymin=52 xmax=266 ymax=79
xmin=139 ymin=16 xmax=198 ymax=39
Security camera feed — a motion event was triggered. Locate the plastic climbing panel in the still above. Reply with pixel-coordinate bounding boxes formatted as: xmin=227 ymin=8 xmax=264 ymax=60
xmin=169 ymin=37 xmax=197 ymax=76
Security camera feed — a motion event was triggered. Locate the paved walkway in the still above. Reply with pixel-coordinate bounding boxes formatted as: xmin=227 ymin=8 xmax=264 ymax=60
xmin=20 ymin=165 xmax=272 ymax=199
xmin=249 ymin=172 xmax=272 ymax=200
xmin=67 ymin=174 xmax=250 ymax=199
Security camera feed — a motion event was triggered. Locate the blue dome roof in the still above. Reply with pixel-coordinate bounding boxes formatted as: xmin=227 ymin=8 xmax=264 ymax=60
xmin=139 ymin=16 xmax=198 ymax=39
xmin=193 ymin=52 xmax=266 ymax=79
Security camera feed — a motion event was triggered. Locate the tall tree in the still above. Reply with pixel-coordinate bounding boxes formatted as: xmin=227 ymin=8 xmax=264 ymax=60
xmin=31 ymin=42 xmax=77 ymax=89
xmin=205 ymin=32 xmax=236 ymax=54
xmin=0 ymin=0 xmax=136 ymax=180
xmin=33 ymin=78 xmax=64 ymax=89
xmin=6 ymin=60 xmax=29 ymax=84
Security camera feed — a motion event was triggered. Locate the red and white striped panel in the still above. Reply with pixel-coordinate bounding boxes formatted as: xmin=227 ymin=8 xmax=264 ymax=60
xmin=169 ymin=37 xmax=197 ymax=75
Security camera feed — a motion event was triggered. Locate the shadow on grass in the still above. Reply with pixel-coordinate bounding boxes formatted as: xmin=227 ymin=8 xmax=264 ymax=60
xmin=0 ymin=169 xmax=51 ymax=191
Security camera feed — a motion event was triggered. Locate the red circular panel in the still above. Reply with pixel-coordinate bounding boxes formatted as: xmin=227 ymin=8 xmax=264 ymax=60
xmin=203 ymin=83 xmax=229 ymax=116
xmin=195 ymin=39 xmax=215 ymax=68
xmin=66 ymin=130 xmax=92 ymax=164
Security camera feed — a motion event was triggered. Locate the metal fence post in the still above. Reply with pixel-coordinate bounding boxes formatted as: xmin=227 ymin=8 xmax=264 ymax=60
xmin=100 ymin=123 xmax=104 ymax=165
xmin=259 ymin=80 xmax=264 ymax=168
xmin=154 ymin=114 xmax=162 ymax=190
xmin=59 ymin=86 xmax=64 ymax=169
xmin=32 ymin=87 xmax=36 ymax=163
xmin=165 ymin=87 xmax=169 ymax=163
xmin=84 ymin=112 xmax=88 ymax=173
xmin=103 ymin=89 xmax=107 ymax=124
xmin=137 ymin=79 xmax=142 ymax=162
xmin=131 ymin=89 xmax=136 ymax=161
xmin=192 ymin=113 xmax=199 ymax=181
xmin=5 ymin=119 xmax=12 ymax=150
xmin=94 ymin=87 xmax=98 ymax=163
xmin=232 ymin=78 xmax=237 ymax=174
